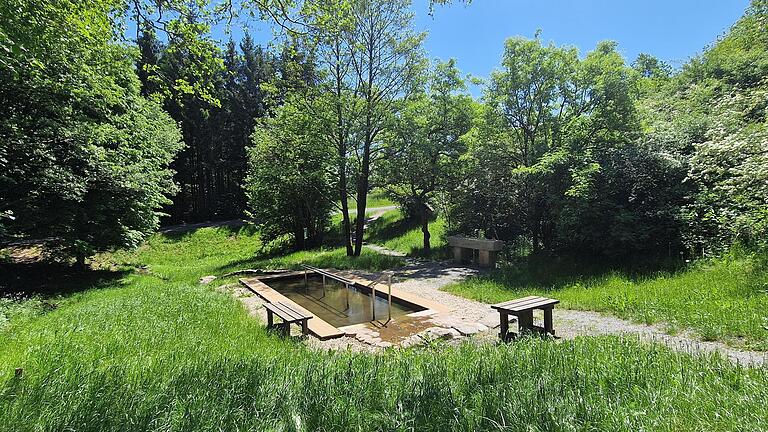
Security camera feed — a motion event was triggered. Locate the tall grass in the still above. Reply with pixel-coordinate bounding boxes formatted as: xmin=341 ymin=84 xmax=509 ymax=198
xmin=2 ymin=227 xmax=767 ymax=431
xmin=1 ymin=275 xmax=767 ymax=431
xmin=445 ymin=254 xmax=768 ymax=350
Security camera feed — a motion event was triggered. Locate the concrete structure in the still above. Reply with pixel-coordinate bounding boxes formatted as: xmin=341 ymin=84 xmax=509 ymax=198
xmin=447 ymin=235 xmax=504 ymax=268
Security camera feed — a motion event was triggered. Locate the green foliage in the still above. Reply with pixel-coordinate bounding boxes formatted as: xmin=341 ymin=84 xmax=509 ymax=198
xmin=245 ymin=97 xmax=335 ymax=250
xmin=0 ymin=0 xmax=183 ymax=264
xmin=379 ymin=59 xmax=474 ymax=252
xmin=445 ymin=253 xmax=768 ymax=350
xmin=640 ymin=0 xmax=768 ymax=254
xmin=684 ymin=85 xmax=768 ymax=251
xmin=137 ymin=25 xmax=283 ymax=223
xmin=450 ymin=37 xmax=680 ymax=257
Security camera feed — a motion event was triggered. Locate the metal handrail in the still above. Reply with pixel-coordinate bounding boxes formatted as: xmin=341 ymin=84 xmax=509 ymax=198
xmin=300 ymin=264 xmax=395 ymax=326
xmin=300 ymin=264 xmax=357 ymax=285
xmin=301 ymin=264 xmax=354 ymax=310
xmin=366 ymin=271 xmax=394 ymax=326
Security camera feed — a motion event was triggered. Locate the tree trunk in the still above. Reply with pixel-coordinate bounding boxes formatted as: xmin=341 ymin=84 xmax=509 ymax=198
xmin=338 ymin=137 xmax=353 ymax=256
xmin=421 ymin=202 xmax=431 ymax=253
xmin=294 ymin=227 xmax=306 ymax=251
xmin=353 ymin=151 xmax=370 ymax=256
xmin=75 ymin=252 xmax=86 ymax=271
xmin=340 ymin=196 xmax=353 ymax=256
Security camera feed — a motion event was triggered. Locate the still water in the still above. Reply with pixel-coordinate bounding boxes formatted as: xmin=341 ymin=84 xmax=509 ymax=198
xmin=263 ymin=274 xmax=420 ymax=327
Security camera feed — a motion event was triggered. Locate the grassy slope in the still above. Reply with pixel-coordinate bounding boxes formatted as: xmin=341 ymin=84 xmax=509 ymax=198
xmin=365 ymin=209 xmax=448 ymax=258
xmin=445 ymin=255 xmax=768 ymax=350
xmin=1 ymin=228 xmax=768 ymax=431
xmin=345 ymin=190 xmax=395 ymax=211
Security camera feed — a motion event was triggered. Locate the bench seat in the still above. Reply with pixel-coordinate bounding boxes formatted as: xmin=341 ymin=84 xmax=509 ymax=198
xmin=263 ymin=301 xmax=312 ymax=336
xmin=492 ymin=296 xmax=559 ymax=340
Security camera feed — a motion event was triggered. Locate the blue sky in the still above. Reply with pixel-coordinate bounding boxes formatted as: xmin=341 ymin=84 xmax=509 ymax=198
xmin=412 ymin=0 xmax=748 ymax=80
xmin=217 ymin=1 xmax=748 ymax=94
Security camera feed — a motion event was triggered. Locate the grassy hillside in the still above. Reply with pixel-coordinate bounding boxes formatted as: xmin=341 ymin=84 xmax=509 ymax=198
xmin=445 ymin=254 xmax=768 ymax=350
xmin=365 ymin=210 xmax=448 ymax=258
xmin=1 ymin=228 xmax=767 ymax=431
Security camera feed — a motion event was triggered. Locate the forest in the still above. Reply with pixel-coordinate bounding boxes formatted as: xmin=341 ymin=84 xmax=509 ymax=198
xmin=1 ymin=0 xmax=768 ymax=431
xmin=2 ymin=0 xmax=766 ymax=266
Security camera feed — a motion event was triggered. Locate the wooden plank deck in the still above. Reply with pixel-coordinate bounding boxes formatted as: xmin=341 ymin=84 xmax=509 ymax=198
xmin=239 ymin=277 xmax=345 ymax=340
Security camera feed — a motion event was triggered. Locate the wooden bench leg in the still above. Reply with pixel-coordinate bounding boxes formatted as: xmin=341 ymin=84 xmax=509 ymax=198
xmin=543 ymin=307 xmax=554 ymax=336
xmin=499 ymin=311 xmax=509 ymax=341
xmin=280 ymin=322 xmax=290 ymax=337
xmin=517 ymin=310 xmax=533 ymax=335
xmin=301 ymin=319 xmax=309 ymax=336
xmin=266 ymin=309 xmax=274 ymax=329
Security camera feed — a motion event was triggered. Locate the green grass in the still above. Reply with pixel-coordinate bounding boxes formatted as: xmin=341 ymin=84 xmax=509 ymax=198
xmin=2 ymin=228 xmax=768 ymax=431
xmin=105 ymin=226 xmax=405 ymax=284
xmin=365 ymin=209 xmax=448 ymax=258
xmin=445 ymin=254 xmax=768 ymax=350
xmin=343 ymin=190 xmax=396 ymax=211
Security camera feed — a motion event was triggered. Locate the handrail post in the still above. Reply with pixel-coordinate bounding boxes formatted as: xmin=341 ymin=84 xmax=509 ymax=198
xmin=388 ymin=273 xmax=392 ymax=322
xmin=345 ymin=283 xmax=350 ymax=310
xmin=371 ymin=283 xmax=376 ymax=321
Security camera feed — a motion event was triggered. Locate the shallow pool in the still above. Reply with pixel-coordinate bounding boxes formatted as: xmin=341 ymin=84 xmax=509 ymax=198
xmin=262 ymin=274 xmax=421 ymax=328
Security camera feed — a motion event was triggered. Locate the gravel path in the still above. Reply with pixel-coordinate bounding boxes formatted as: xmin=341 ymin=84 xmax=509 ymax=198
xmin=349 ymin=255 xmax=768 ymax=367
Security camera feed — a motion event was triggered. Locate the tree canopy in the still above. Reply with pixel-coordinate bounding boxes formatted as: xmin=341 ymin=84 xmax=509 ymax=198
xmin=1 ymin=0 xmax=766 ymax=264
xmin=0 ymin=0 xmax=182 ymax=264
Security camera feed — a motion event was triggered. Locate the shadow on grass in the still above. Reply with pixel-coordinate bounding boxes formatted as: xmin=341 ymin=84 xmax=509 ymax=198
xmin=473 ymin=254 xmax=688 ymax=294
xmin=0 ymin=261 xmax=130 ymax=297
xmin=216 ymin=246 xmax=405 ymax=276
xmin=406 ymin=244 xmax=451 ymax=260
xmin=365 ymin=211 xmax=419 ymax=244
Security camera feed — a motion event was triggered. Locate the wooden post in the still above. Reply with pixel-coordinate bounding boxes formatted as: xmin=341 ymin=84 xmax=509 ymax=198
xmin=544 ymin=307 xmax=554 ymax=335
xmin=499 ymin=311 xmax=509 ymax=341
xmin=371 ymin=283 xmax=376 ymax=321
xmin=387 ymin=273 xmax=392 ymax=322
xmin=267 ymin=309 xmax=274 ymax=328
xmin=301 ymin=319 xmax=309 ymax=336
xmin=518 ymin=310 xmax=533 ymax=335
xmin=345 ymin=283 xmax=350 ymax=310
xmin=280 ymin=322 xmax=289 ymax=337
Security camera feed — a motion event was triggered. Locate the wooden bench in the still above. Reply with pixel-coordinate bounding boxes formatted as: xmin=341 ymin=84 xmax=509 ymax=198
xmin=263 ymin=301 xmax=312 ymax=336
xmin=491 ymin=296 xmax=559 ymax=341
